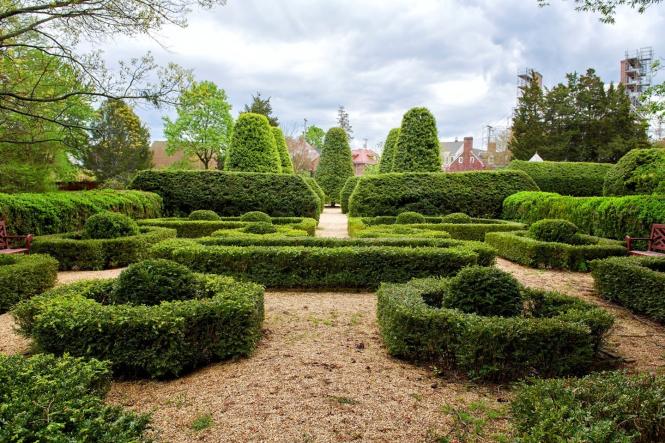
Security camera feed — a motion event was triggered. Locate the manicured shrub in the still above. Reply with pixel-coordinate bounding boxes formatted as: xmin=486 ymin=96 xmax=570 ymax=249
xmin=240 ymin=211 xmax=272 ymax=223
xmin=243 ymin=222 xmax=277 ymax=234
xmin=302 ymin=176 xmax=325 ymax=210
xmin=340 ymin=176 xmax=360 ymax=214
xmin=83 ymin=211 xmax=139 ymax=239
xmin=603 ymin=147 xmax=665 ymax=196
xmin=508 ymin=160 xmax=613 ymax=196
xmin=189 ymin=209 xmax=221 ymax=221
xmin=378 ymin=128 xmax=400 ymax=172
xmin=315 ymin=127 xmax=354 ymax=206
xmin=272 ymin=126 xmax=294 ymax=174
xmin=444 ymin=266 xmax=522 ymax=317
xmin=591 ymin=256 xmax=665 ymax=322
xmin=352 ymin=225 xmax=452 ymax=239
xmin=0 ymin=254 xmax=58 ymax=313
xmin=512 ymin=371 xmax=665 ymax=442
xmin=396 ymin=211 xmax=426 ymax=224
xmin=502 ymin=191 xmax=665 ymax=239
xmin=225 ymin=113 xmax=281 ymax=173
xmin=0 ymin=190 xmax=162 ymax=235
xmin=441 ymin=212 xmax=472 ymax=224
xmin=392 ymin=107 xmax=442 ymax=172
xmin=349 ymin=170 xmax=538 ymax=217
xmin=139 ymin=216 xmax=318 ymax=237
xmin=0 ymin=354 xmax=151 ymax=442
xmin=528 ymin=219 xmax=579 ymax=244
xmin=114 ymin=259 xmax=198 ymax=305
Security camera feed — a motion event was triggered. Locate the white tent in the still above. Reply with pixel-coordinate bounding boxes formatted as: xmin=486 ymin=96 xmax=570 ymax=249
xmin=529 ymin=152 xmax=544 ymax=162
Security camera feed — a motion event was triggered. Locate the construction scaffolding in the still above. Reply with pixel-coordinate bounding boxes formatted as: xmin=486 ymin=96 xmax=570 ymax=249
xmin=620 ymin=47 xmax=654 ymax=108
xmin=517 ymin=68 xmax=543 ymax=97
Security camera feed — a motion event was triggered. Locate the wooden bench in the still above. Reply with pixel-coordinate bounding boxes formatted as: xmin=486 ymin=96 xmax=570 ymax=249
xmin=0 ymin=220 xmax=33 ymax=255
xmin=625 ymin=224 xmax=665 ymax=257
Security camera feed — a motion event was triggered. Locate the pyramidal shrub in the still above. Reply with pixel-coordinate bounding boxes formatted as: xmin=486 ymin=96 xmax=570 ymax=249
xmin=272 ymin=126 xmax=294 ymax=174
xmin=378 ymin=128 xmax=400 ymax=173
xmin=225 ymin=113 xmax=282 ymax=173
xmin=315 ymin=127 xmax=354 ymax=206
xmin=393 ymin=107 xmax=442 ymax=172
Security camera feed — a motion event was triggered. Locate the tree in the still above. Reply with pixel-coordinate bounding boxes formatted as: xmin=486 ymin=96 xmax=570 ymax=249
xmin=392 ymin=107 xmax=442 ymax=172
xmin=315 ymin=127 xmax=354 ymax=206
xmin=243 ymin=92 xmax=278 ymax=126
xmin=304 ymin=125 xmax=325 ymax=151
xmin=163 ymin=81 xmax=233 ymax=170
xmin=378 ymin=128 xmax=400 ymax=172
xmin=225 ymin=113 xmax=281 ymax=173
xmin=272 ymin=127 xmax=294 ymax=174
xmin=509 ymin=76 xmax=546 ymax=160
xmin=286 ymin=136 xmax=319 ymax=174
xmin=537 ymin=0 xmax=662 ymax=23
xmin=337 ymin=106 xmax=353 ymax=138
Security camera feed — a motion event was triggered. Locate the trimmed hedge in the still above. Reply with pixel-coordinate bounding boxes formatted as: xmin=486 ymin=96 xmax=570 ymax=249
xmin=603 ymin=147 xmax=665 ymax=196
xmin=378 ymin=128 xmax=400 ymax=173
xmin=303 ymin=176 xmax=325 ymax=210
xmin=339 ymin=176 xmax=360 ymax=214
xmin=189 ymin=209 xmax=220 ymax=220
xmin=315 ymin=127 xmax=354 ymax=206
xmin=0 ymin=254 xmax=58 ymax=313
xmin=0 ymin=190 xmax=162 ymax=235
xmin=591 ymin=256 xmax=665 ymax=322
xmin=130 ymin=170 xmax=321 ymax=219
xmin=528 ymin=218 xmax=579 ymax=244
xmin=225 ymin=112 xmax=281 ymax=173
xmin=0 ymin=354 xmax=151 ymax=442
xmin=138 ymin=216 xmax=317 ymax=237
xmin=349 ymin=170 xmax=539 ymax=217
xmin=31 ymin=226 xmax=177 ymax=270
xmin=392 ymin=107 xmax=442 ymax=172
xmin=502 ymin=191 xmax=665 ymax=239
xmin=377 ymin=277 xmax=613 ymax=380
xmin=272 ymin=126 xmax=294 ymax=174
xmin=83 ymin=211 xmax=139 ymax=239
xmin=508 ymin=160 xmax=612 ymax=196
xmin=486 ymin=231 xmax=625 ymax=271
xmin=14 ymin=271 xmax=264 ymax=378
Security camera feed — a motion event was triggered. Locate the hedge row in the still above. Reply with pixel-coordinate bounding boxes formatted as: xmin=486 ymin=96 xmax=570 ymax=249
xmin=0 ymin=190 xmax=162 ymax=235
xmin=0 ymin=254 xmax=58 ymax=313
xmin=302 ymin=176 xmax=325 ymax=210
xmin=340 ymin=176 xmax=360 ymax=214
xmin=591 ymin=256 xmax=665 ymax=322
xmin=377 ymin=278 xmax=613 ymax=381
xmin=603 ymin=147 xmax=665 ymax=196
xmin=348 ymin=170 xmax=539 ymax=217
xmin=507 ymin=160 xmax=612 ymax=196
xmin=0 ymin=354 xmax=151 ymax=442
xmin=138 ymin=217 xmax=317 ymax=238
xmin=130 ymin=170 xmax=321 ymax=219
xmin=502 ymin=191 xmax=665 ymax=239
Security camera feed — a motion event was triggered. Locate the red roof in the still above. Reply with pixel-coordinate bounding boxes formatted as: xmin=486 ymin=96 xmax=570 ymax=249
xmin=352 ymin=148 xmax=378 ymax=165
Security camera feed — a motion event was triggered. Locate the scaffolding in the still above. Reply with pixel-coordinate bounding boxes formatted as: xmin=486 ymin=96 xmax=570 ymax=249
xmin=517 ymin=68 xmax=543 ymax=97
xmin=620 ymin=47 xmax=654 ymax=108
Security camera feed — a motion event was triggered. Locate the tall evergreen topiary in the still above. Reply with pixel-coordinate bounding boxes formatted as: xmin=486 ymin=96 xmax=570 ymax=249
xmin=315 ymin=127 xmax=354 ymax=206
xmin=392 ymin=107 xmax=442 ymax=172
xmin=225 ymin=113 xmax=282 ymax=173
xmin=272 ymin=126 xmax=294 ymax=174
xmin=378 ymin=128 xmax=400 ymax=173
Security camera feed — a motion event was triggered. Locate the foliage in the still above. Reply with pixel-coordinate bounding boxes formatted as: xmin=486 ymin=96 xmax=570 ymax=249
xmin=378 ymin=128 xmax=400 ymax=172
xmin=243 ymin=92 xmax=278 ymax=126
xmin=272 ymin=126 xmax=294 ymax=173
xmin=240 ymin=211 xmax=272 ymax=223
xmin=445 ymin=266 xmax=523 ymax=317
xmin=392 ymin=107 xmax=442 ymax=172
xmin=603 ymin=148 xmax=665 ymax=196
xmin=396 ymin=211 xmax=426 ymax=224
xmin=0 ymin=254 xmax=58 ymax=313
xmin=336 ymin=105 xmax=353 ymax=138
xmin=346 ymin=225 xmax=452 ymax=239
xmin=243 ymin=222 xmax=278 ymax=234
xmin=224 ymin=113 xmax=281 ymax=173
xmin=83 ymin=211 xmax=140 ymax=239
xmin=339 ymin=176 xmax=360 ymax=214
xmin=528 ymin=219 xmax=580 ymax=244
xmin=189 ymin=210 xmax=220 ymax=221
xmin=304 ymin=125 xmax=325 ymax=151
xmin=441 ymin=213 xmax=473 ymax=224
xmin=538 ymin=0 xmax=663 ymax=23
xmin=314 ymin=127 xmax=354 ymax=205
xmin=302 ymin=176 xmax=325 ymax=210
xmin=114 ymin=259 xmax=198 ymax=305
xmin=508 ymin=160 xmax=613 ymax=196
xmin=138 ymin=216 xmax=317 ymax=237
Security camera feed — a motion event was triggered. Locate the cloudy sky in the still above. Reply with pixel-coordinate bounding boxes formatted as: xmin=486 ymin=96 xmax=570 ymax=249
xmin=100 ymin=0 xmax=665 ymax=151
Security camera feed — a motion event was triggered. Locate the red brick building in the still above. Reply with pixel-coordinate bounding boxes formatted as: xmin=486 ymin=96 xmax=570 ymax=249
xmin=445 ymin=137 xmax=485 ymax=172
xmin=352 ymin=148 xmax=379 ymax=176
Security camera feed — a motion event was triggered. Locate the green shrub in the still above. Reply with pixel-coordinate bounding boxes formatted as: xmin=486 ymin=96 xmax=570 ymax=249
xmin=0 ymin=254 xmax=58 ymax=313
xmin=512 ymin=371 xmax=665 ymax=442
xmin=603 ymin=147 xmax=665 ymax=196
xmin=272 ymin=126 xmax=294 ymax=174
xmin=139 ymin=216 xmax=317 ymax=238
xmin=0 ymin=354 xmax=151 ymax=442
xmin=528 ymin=219 xmax=579 ymax=244
xmin=352 ymin=225 xmax=452 ymax=239
xmin=339 ymin=176 xmax=360 ymax=214
xmin=315 ymin=127 xmax=354 ymax=206
xmin=502 ymin=191 xmax=665 ymax=239
xmin=114 ymin=259 xmax=198 ymax=305
xmin=508 ymin=160 xmax=613 ymax=196
xmin=243 ymin=222 xmax=277 ymax=234
xmin=396 ymin=211 xmax=425 ymax=224
xmin=302 ymin=176 xmax=325 ymax=210
xmin=444 ymin=266 xmax=522 ymax=317
xmin=378 ymin=128 xmax=400 ymax=172
xmin=349 ymin=170 xmax=539 ymax=217
xmin=225 ymin=113 xmax=281 ymax=173
xmin=83 ymin=211 xmax=139 ymax=239
xmin=240 ymin=211 xmax=272 ymax=223
xmin=189 ymin=209 xmax=221 ymax=220
xmin=130 ymin=170 xmax=320 ymax=219
xmin=591 ymin=256 xmax=665 ymax=322
xmin=441 ymin=212 xmax=472 ymax=224
xmin=392 ymin=107 xmax=442 ymax=172
xmin=0 ymin=190 xmax=162 ymax=235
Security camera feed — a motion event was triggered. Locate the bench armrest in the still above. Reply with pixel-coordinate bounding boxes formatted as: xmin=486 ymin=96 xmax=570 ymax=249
xmin=625 ymin=236 xmax=651 ymax=250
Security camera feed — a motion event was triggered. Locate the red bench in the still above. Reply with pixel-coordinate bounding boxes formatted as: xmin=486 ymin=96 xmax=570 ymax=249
xmin=0 ymin=220 xmax=33 ymax=255
xmin=625 ymin=224 xmax=665 ymax=257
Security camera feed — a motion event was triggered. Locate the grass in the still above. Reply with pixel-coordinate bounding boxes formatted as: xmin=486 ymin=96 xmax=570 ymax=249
xmin=328 ymin=395 xmax=359 ymax=405
xmin=190 ymin=413 xmax=214 ymax=431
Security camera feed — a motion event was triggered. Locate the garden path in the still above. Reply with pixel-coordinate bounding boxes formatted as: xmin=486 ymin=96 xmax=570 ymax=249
xmin=315 ymin=206 xmax=349 ymax=238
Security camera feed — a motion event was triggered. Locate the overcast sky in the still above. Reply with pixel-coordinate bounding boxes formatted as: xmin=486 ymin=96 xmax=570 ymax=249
xmin=100 ymin=0 xmax=665 ymax=151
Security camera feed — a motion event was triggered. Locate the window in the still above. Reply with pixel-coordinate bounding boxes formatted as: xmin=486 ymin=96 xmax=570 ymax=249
xmin=458 ymin=157 xmax=463 ymax=164
xmin=471 ymin=157 xmax=475 ymax=163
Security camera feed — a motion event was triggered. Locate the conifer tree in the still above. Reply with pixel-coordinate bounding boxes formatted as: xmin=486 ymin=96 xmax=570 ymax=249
xmin=225 ymin=113 xmax=282 ymax=173
xmin=509 ymin=76 xmax=546 ymax=160
xmin=272 ymin=126 xmax=294 ymax=174
xmin=378 ymin=128 xmax=400 ymax=172
xmin=392 ymin=107 xmax=442 ymax=172
xmin=337 ymin=106 xmax=353 ymax=138
xmin=315 ymin=127 xmax=354 ymax=206
xmin=243 ymin=92 xmax=279 ymax=126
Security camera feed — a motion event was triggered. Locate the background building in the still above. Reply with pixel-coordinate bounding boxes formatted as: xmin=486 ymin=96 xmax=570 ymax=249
xmin=150 ymin=141 xmax=206 ymax=169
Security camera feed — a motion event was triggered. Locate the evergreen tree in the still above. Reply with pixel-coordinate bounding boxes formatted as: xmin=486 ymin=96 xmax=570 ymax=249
xmin=392 ymin=107 xmax=442 ymax=172
xmin=509 ymin=76 xmax=546 ymax=160
xmin=225 ymin=113 xmax=281 ymax=173
xmin=378 ymin=128 xmax=400 ymax=172
xmin=315 ymin=127 xmax=354 ymax=206
xmin=337 ymin=106 xmax=353 ymax=138
xmin=272 ymin=126 xmax=294 ymax=174
xmin=243 ymin=92 xmax=279 ymax=126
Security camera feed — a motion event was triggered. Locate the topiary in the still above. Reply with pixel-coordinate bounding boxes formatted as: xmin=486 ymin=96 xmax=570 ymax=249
xmin=441 ymin=212 xmax=473 ymax=224
xmin=378 ymin=128 xmax=400 ymax=173
xmin=314 ymin=127 xmax=354 ymax=206
xmin=603 ymin=147 xmax=665 ymax=196
xmin=83 ymin=211 xmax=139 ymax=239
xmin=113 ymin=259 xmax=198 ymax=305
xmin=529 ymin=219 xmax=579 ymax=244
xmin=443 ymin=266 xmax=522 ymax=317
xmin=396 ymin=211 xmax=426 ymax=224
xmin=224 ymin=113 xmax=282 ymax=173
xmin=243 ymin=222 xmax=277 ymax=234
xmin=189 ymin=210 xmax=220 ymax=221
xmin=392 ymin=107 xmax=442 ymax=172
xmin=272 ymin=126 xmax=294 ymax=174
xmin=240 ymin=211 xmax=272 ymax=223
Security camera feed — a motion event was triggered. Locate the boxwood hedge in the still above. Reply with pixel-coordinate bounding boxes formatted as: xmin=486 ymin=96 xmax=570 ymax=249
xmin=591 ymin=256 xmax=665 ymax=322
xmin=130 ymin=170 xmax=321 ymax=219
xmin=138 ymin=216 xmax=317 ymax=237
xmin=340 ymin=176 xmax=360 ymax=214
xmin=377 ymin=277 xmax=613 ymax=381
xmin=302 ymin=176 xmax=325 ymax=210
xmin=508 ymin=160 xmax=612 ymax=196
xmin=0 ymin=254 xmax=58 ymax=313
xmin=603 ymin=147 xmax=665 ymax=196
xmin=348 ymin=170 xmax=538 ymax=218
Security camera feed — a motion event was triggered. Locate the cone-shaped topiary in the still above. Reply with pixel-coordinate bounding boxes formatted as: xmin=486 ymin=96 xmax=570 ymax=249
xmin=225 ymin=113 xmax=282 ymax=173
xmin=392 ymin=107 xmax=442 ymax=172
xmin=272 ymin=126 xmax=294 ymax=174
xmin=378 ymin=128 xmax=400 ymax=173
xmin=315 ymin=127 xmax=354 ymax=206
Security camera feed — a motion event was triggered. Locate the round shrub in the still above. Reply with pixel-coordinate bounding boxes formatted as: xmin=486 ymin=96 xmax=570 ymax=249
xmin=224 ymin=113 xmax=282 ymax=173
xmin=315 ymin=127 xmax=354 ymax=206
xmin=528 ymin=219 xmax=579 ymax=244
xmin=392 ymin=107 xmax=442 ymax=172
xmin=83 ymin=212 xmax=139 ymax=239
xmin=243 ymin=222 xmax=278 ymax=235
xmin=113 ymin=259 xmax=198 ymax=305
xmin=441 ymin=212 xmax=473 ymax=224
xmin=240 ymin=211 xmax=272 ymax=223
xmin=603 ymin=148 xmax=665 ymax=196
xmin=0 ymin=254 xmax=58 ymax=313
xmin=396 ymin=211 xmax=426 ymax=224
xmin=188 ymin=210 xmax=220 ymax=221
xmin=444 ymin=266 xmax=522 ymax=317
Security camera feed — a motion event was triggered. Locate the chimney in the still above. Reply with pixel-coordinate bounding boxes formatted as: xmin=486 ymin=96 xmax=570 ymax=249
xmin=488 ymin=141 xmax=497 ymax=154
xmin=463 ymin=137 xmax=473 ymax=155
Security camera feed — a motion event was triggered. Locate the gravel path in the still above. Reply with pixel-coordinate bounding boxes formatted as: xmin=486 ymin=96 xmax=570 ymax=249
xmin=316 ymin=206 xmax=349 ymax=238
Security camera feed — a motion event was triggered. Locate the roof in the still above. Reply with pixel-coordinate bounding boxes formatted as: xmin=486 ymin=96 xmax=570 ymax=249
xmin=440 ymin=141 xmax=463 ymax=154
xmin=352 ymin=148 xmax=378 ymax=165
xmin=529 ymin=152 xmax=544 ymax=162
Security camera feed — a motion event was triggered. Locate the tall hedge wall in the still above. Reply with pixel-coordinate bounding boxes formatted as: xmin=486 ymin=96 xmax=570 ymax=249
xmin=0 ymin=190 xmax=162 ymax=235
xmin=508 ymin=160 xmax=612 ymax=196
xmin=130 ymin=170 xmax=321 ymax=219
xmin=348 ymin=170 xmax=539 ymax=218
xmin=502 ymin=191 xmax=665 ymax=239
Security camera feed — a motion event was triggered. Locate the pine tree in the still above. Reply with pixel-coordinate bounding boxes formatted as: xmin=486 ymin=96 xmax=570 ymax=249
xmin=509 ymin=76 xmax=546 ymax=160
xmin=392 ymin=107 xmax=442 ymax=172
xmin=272 ymin=126 xmax=294 ymax=174
xmin=315 ymin=127 xmax=354 ymax=206
xmin=337 ymin=105 xmax=353 ymax=138
xmin=225 ymin=113 xmax=282 ymax=173
xmin=243 ymin=92 xmax=279 ymax=126
xmin=378 ymin=128 xmax=400 ymax=172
